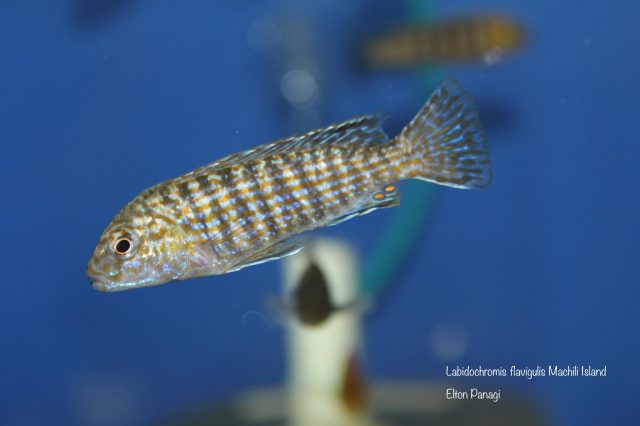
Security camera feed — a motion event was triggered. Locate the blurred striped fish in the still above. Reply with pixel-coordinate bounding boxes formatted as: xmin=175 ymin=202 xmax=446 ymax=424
xmin=362 ymin=16 xmax=525 ymax=68
xmin=87 ymin=78 xmax=491 ymax=292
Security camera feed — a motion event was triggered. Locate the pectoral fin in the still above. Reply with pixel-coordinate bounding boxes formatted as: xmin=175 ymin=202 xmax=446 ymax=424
xmin=225 ymin=239 xmax=305 ymax=273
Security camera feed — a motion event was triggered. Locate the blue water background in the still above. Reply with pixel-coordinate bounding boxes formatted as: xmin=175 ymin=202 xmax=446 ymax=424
xmin=1 ymin=1 xmax=638 ymax=425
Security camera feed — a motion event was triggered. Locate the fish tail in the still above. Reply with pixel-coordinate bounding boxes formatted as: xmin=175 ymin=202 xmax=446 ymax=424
xmin=397 ymin=77 xmax=491 ymax=189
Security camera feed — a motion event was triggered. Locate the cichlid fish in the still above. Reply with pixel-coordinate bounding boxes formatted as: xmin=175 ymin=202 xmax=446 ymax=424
xmin=362 ymin=16 xmax=525 ymax=68
xmin=87 ymin=78 xmax=491 ymax=292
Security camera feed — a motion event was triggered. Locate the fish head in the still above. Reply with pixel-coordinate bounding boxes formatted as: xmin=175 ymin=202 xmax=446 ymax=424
xmin=87 ymin=209 xmax=190 ymax=292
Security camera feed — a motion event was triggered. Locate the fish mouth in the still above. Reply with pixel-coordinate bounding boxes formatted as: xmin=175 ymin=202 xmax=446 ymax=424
xmin=91 ymin=279 xmax=110 ymax=292
xmin=87 ymin=267 xmax=112 ymax=292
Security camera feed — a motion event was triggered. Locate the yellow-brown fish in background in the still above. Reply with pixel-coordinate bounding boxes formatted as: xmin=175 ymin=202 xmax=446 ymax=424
xmin=362 ymin=15 xmax=525 ymax=68
xmin=87 ymin=78 xmax=491 ymax=292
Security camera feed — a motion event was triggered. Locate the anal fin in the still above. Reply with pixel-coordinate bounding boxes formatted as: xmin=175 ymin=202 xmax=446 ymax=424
xmin=326 ymin=185 xmax=400 ymax=227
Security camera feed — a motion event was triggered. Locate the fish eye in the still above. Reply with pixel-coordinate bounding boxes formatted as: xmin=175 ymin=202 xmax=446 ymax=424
xmin=113 ymin=237 xmax=133 ymax=256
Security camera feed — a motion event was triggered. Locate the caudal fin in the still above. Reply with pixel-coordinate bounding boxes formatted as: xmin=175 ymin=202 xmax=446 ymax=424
xmin=399 ymin=78 xmax=491 ymax=189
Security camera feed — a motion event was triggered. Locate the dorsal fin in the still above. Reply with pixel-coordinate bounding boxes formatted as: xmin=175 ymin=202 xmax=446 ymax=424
xmin=188 ymin=115 xmax=388 ymax=176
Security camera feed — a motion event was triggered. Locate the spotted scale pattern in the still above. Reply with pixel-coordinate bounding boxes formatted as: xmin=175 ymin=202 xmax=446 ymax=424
xmin=169 ymin=136 xmax=407 ymax=271
xmin=123 ymin=129 xmax=409 ymax=273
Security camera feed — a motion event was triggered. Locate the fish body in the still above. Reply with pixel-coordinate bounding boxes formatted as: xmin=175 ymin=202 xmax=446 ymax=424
xmin=363 ymin=16 xmax=525 ymax=68
xmin=87 ymin=78 xmax=491 ymax=292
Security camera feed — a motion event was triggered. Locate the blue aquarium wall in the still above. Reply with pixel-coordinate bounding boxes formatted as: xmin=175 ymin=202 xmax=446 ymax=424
xmin=1 ymin=1 xmax=638 ymax=425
